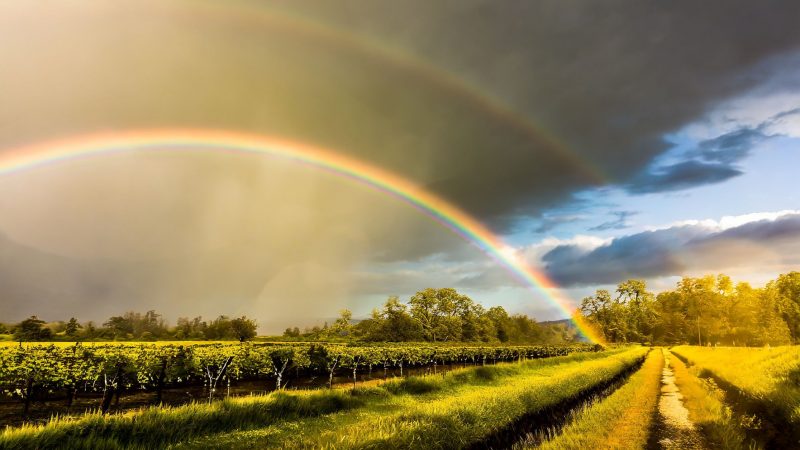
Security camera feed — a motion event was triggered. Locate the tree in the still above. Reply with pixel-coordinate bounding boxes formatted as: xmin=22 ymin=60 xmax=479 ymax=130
xmin=331 ymin=309 xmax=353 ymax=337
xmin=653 ymin=290 xmax=688 ymax=344
xmin=230 ymin=316 xmax=258 ymax=342
xmin=104 ymin=315 xmax=134 ymax=340
xmin=755 ymin=284 xmax=793 ymax=345
xmin=679 ymin=276 xmax=717 ymax=345
xmin=408 ymin=288 xmax=469 ymax=342
xmin=14 ymin=316 xmax=52 ymax=342
xmin=774 ymin=271 xmax=800 ymax=343
xmin=176 ymin=316 xmax=207 ymax=339
xmin=65 ymin=317 xmax=82 ymax=338
xmin=616 ymin=280 xmax=656 ymax=343
xmin=379 ymin=296 xmax=422 ymax=341
xmin=486 ymin=306 xmax=511 ymax=342
xmin=580 ymin=289 xmax=626 ymax=342
xmin=205 ymin=316 xmax=233 ymax=340
xmin=409 ymin=289 xmax=440 ymax=341
xmin=283 ymin=327 xmax=301 ymax=338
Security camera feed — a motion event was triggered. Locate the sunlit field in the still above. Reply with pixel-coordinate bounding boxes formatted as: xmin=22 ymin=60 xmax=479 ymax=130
xmin=2 ymin=343 xmax=798 ymax=449
xmin=671 ymin=346 xmax=800 ymax=448
xmin=2 ymin=0 xmax=800 ymax=448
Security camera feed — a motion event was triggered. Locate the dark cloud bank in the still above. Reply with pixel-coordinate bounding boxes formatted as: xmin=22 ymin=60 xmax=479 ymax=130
xmin=1 ymin=0 xmax=800 ymax=322
xmin=3 ymin=0 xmax=800 ymax=226
xmin=543 ymin=214 xmax=800 ymax=286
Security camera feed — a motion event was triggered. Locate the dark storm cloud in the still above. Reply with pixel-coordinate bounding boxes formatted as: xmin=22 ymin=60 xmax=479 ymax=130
xmin=589 ymin=211 xmax=638 ymax=231
xmin=3 ymin=0 xmax=800 ymax=229
xmin=2 ymin=0 xmax=800 ymax=323
xmin=280 ymin=0 xmax=800 ymax=210
xmin=542 ymin=214 xmax=800 ymax=286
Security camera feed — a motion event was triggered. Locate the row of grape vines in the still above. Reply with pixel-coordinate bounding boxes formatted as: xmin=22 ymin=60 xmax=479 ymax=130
xmin=0 ymin=342 xmax=597 ymax=413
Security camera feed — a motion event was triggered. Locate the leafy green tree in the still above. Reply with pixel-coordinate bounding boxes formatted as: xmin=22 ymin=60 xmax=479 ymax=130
xmin=379 ymin=296 xmax=422 ymax=341
xmin=331 ymin=309 xmax=353 ymax=337
xmin=205 ymin=315 xmax=233 ymax=340
xmin=679 ymin=276 xmax=717 ymax=345
xmin=774 ymin=271 xmax=800 ymax=342
xmin=14 ymin=316 xmax=52 ymax=342
xmin=486 ymin=306 xmax=511 ymax=342
xmin=616 ymin=280 xmax=656 ymax=343
xmin=103 ymin=315 xmax=134 ymax=340
xmin=652 ymin=290 xmax=688 ymax=344
xmin=409 ymin=288 xmax=476 ymax=342
xmin=758 ymin=281 xmax=794 ymax=345
xmin=409 ymin=288 xmax=441 ymax=341
xmin=65 ymin=318 xmax=82 ymax=338
xmin=230 ymin=316 xmax=258 ymax=342
xmin=283 ymin=327 xmax=301 ymax=338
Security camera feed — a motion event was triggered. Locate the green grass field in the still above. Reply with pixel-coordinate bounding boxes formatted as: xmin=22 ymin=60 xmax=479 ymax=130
xmin=2 ymin=345 xmax=799 ymax=449
xmin=523 ymin=348 xmax=664 ymax=450
xmin=671 ymin=345 xmax=800 ymax=448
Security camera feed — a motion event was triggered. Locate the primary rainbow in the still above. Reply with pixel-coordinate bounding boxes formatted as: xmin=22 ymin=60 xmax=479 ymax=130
xmin=0 ymin=129 xmax=605 ymax=344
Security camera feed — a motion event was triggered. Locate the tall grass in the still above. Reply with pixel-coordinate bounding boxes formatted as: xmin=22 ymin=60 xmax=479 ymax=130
xmin=671 ymin=345 xmax=800 ymax=448
xmin=668 ymin=351 xmax=756 ymax=449
xmin=0 ymin=347 xmax=627 ymax=449
xmin=245 ymin=347 xmax=649 ymax=449
xmin=670 ymin=345 xmax=800 ymax=427
xmin=0 ymin=389 xmax=369 ymax=450
xmin=523 ymin=347 xmax=663 ymax=449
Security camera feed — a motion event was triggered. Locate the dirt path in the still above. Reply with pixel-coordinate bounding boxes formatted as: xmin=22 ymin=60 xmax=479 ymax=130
xmin=652 ymin=349 xmax=705 ymax=449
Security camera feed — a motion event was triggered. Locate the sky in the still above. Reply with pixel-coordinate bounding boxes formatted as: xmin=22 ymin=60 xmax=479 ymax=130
xmin=0 ymin=0 xmax=798 ymax=332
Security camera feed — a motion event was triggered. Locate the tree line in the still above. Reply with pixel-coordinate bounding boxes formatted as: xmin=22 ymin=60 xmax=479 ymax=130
xmin=577 ymin=271 xmax=800 ymax=346
xmin=284 ymin=287 xmax=578 ymax=344
xmin=1 ymin=311 xmax=258 ymax=342
xmin=1 ymin=288 xmax=574 ymax=345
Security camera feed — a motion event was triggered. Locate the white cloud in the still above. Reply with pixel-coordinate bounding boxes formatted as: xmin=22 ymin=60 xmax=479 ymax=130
xmin=648 ymin=209 xmax=800 ymax=233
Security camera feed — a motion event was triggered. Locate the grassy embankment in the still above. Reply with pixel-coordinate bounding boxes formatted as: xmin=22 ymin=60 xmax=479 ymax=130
xmin=174 ymin=346 xmax=647 ymax=449
xmin=518 ymin=347 xmax=663 ymax=450
xmin=0 ymin=349 xmax=644 ymax=448
xmin=671 ymin=345 xmax=800 ymax=448
xmin=667 ymin=350 xmax=754 ymax=449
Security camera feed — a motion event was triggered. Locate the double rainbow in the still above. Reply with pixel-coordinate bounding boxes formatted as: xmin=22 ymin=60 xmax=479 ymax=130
xmin=0 ymin=129 xmax=604 ymax=344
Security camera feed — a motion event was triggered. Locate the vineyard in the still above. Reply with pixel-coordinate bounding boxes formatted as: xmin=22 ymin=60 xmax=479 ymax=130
xmin=0 ymin=346 xmax=642 ymax=449
xmin=3 ymin=344 xmax=798 ymax=449
xmin=0 ymin=342 xmax=596 ymax=418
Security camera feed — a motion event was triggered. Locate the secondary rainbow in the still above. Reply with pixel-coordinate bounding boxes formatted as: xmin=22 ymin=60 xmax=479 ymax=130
xmin=181 ymin=1 xmax=607 ymax=185
xmin=0 ymin=129 xmax=605 ymax=344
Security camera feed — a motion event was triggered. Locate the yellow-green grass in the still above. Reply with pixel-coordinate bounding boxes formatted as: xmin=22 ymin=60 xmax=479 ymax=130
xmin=668 ymin=350 xmax=755 ymax=449
xmin=174 ymin=347 xmax=647 ymax=449
xmin=0 ymin=347 xmax=630 ymax=450
xmin=0 ymin=389 xmax=369 ymax=450
xmin=671 ymin=345 xmax=799 ymax=447
xmin=520 ymin=347 xmax=663 ymax=450
xmin=671 ymin=346 xmax=799 ymax=424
